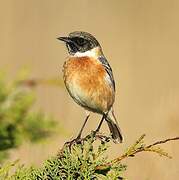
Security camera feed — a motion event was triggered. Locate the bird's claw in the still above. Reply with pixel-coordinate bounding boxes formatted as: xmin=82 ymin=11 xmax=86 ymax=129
xmin=91 ymin=131 xmax=111 ymax=143
xmin=64 ymin=137 xmax=84 ymax=150
xmin=63 ymin=132 xmax=111 ymax=152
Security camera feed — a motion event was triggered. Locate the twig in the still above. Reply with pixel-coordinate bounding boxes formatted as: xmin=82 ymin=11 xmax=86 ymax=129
xmin=95 ymin=135 xmax=179 ymax=170
xmin=17 ymin=78 xmax=63 ymax=88
xmin=146 ymin=137 xmax=179 ymax=149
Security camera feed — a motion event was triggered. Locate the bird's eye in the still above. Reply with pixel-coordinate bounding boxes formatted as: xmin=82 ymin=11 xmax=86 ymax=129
xmin=76 ymin=38 xmax=86 ymax=46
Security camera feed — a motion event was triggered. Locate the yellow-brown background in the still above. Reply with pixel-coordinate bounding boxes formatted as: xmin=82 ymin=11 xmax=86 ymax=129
xmin=0 ymin=0 xmax=179 ymax=179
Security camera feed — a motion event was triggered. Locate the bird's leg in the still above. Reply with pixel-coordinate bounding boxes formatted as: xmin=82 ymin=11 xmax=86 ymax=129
xmin=95 ymin=114 xmax=105 ymax=133
xmin=76 ymin=113 xmax=90 ymax=139
xmin=92 ymin=114 xmax=106 ymax=138
xmin=65 ymin=113 xmax=90 ymax=148
xmin=92 ymin=113 xmax=111 ymax=142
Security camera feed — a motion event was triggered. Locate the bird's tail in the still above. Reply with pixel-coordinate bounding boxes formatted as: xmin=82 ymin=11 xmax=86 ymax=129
xmin=105 ymin=109 xmax=123 ymax=143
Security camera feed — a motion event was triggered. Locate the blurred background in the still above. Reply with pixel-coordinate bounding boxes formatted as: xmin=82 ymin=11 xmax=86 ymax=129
xmin=0 ymin=0 xmax=179 ymax=179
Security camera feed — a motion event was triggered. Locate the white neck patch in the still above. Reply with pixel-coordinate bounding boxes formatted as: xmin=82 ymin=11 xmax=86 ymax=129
xmin=72 ymin=47 xmax=99 ymax=58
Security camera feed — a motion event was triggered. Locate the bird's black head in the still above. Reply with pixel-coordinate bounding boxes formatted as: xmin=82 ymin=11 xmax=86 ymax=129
xmin=57 ymin=31 xmax=100 ymax=55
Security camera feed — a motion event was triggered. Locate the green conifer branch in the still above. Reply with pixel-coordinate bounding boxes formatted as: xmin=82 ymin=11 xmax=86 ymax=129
xmin=96 ymin=134 xmax=179 ymax=171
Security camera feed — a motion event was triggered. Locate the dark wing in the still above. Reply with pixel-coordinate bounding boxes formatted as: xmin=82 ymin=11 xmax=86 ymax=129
xmin=98 ymin=56 xmax=115 ymax=91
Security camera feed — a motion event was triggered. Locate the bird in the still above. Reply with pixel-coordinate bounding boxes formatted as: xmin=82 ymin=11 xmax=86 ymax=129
xmin=57 ymin=31 xmax=123 ymax=143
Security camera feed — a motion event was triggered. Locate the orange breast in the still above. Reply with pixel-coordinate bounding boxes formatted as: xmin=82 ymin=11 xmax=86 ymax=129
xmin=63 ymin=56 xmax=114 ymax=113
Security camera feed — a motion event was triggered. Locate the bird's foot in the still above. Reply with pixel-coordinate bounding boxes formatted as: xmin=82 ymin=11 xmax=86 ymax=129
xmin=64 ymin=136 xmax=84 ymax=150
xmin=63 ymin=132 xmax=111 ymax=151
xmin=91 ymin=131 xmax=111 ymax=143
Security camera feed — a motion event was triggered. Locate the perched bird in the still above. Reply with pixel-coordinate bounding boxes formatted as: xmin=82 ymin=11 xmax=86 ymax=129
xmin=57 ymin=31 xmax=123 ymax=143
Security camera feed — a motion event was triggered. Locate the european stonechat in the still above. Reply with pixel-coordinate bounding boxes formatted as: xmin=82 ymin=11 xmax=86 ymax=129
xmin=58 ymin=31 xmax=123 ymax=143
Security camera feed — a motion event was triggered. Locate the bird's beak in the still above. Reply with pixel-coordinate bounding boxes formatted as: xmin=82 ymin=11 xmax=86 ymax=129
xmin=57 ymin=37 xmax=71 ymax=43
